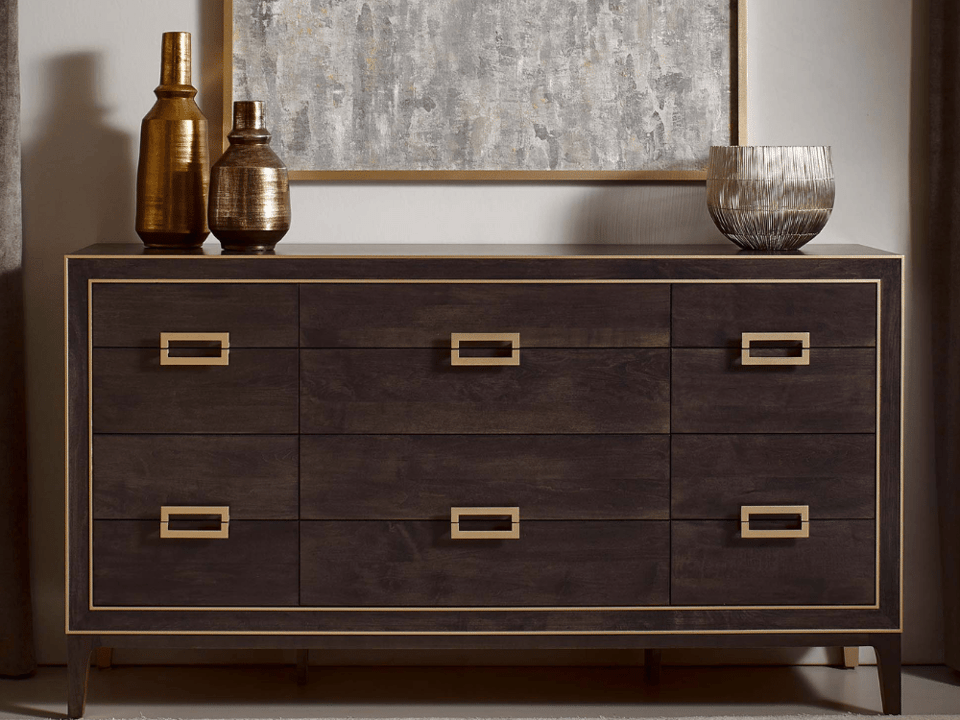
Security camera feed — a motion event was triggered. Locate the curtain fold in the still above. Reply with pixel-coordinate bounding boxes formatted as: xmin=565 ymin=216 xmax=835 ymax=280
xmin=0 ymin=0 xmax=33 ymax=678
xmin=930 ymin=0 xmax=960 ymax=672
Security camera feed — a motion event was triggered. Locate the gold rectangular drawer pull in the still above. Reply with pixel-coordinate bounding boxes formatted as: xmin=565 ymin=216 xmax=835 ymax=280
xmin=451 ymin=333 xmax=520 ymax=366
xmin=160 ymin=332 xmax=230 ymax=366
xmin=160 ymin=506 xmax=230 ymax=539
xmin=451 ymin=506 xmax=520 ymax=539
xmin=740 ymin=505 xmax=810 ymax=539
xmin=741 ymin=332 xmax=810 ymax=366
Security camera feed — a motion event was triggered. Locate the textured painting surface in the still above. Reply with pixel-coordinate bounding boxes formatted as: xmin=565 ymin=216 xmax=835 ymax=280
xmin=232 ymin=0 xmax=733 ymax=173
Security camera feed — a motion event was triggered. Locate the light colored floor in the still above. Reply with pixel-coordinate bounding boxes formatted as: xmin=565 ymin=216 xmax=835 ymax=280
xmin=0 ymin=664 xmax=958 ymax=719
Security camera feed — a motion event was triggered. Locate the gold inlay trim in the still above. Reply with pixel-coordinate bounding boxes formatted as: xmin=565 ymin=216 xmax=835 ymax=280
xmin=65 ymin=271 xmax=897 ymax=626
xmin=450 ymin=333 xmax=520 ymax=366
xmin=741 ymin=332 xmax=810 ymax=366
xmin=740 ymin=505 xmax=810 ymax=539
xmin=451 ymin=507 xmax=520 ymax=540
xmin=68 ymin=627 xmax=902 ymax=637
xmin=160 ymin=506 xmax=230 ymax=540
xmin=159 ymin=332 xmax=230 ymax=366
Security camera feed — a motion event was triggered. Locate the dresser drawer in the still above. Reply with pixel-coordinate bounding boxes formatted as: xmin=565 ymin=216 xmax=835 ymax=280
xmin=300 ymin=283 xmax=670 ymax=348
xmin=672 ymin=348 xmax=875 ymax=433
xmin=92 ymin=520 xmax=299 ymax=606
xmin=92 ymin=348 xmax=299 ymax=433
xmin=671 ymin=520 xmax=875 ymax=606
xmin=93 ymin=283 xmax=298 ymax=348
xmin=672 ymin=435 xmax=875 ymax=519
xmin=300 ymin=520 xmax=669 ymax=606
xmin=301 ymin=349 xmax=669 ymax=434
xmin=672 ymin=283 xmax=876 ymax=348
xmin=93 ymin=436 xmax=299 ymax=520
xmin=301 ymin=435 xmax=669 ymax=520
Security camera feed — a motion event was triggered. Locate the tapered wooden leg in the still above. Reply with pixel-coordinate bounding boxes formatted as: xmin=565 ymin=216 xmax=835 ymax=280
xmin=68 ymin=635 xmax=97 ymax=719
xmin=94 ymin=647 xmax=113 ymax=669
xmin=296 ymin=649 xmax=309 ymax=685
xmin=873 ymin=635 xmax=901 ymax=715
xmin=644 ymin=648 xmax=662 ymax=684
xmin=842 ymin=646 xmax=860 ymax=668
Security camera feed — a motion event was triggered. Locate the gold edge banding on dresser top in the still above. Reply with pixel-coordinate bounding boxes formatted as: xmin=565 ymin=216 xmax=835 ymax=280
xmin=79 ymin=276 xmax=888 ymax=615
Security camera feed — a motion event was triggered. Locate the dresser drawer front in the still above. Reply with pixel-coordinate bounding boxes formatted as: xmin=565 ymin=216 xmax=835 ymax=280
xmin=92 ymin=348 xmax=299 ymax=433
xmin=672 ymin=348 xmax=876 ymax=433
xmin=301 ymin=349 xmax=670 ymax=434
xmin=301 ymin=435 xmax=669 ymax=520
xmin=671 ymin=520 xmax=875 ymax=606
xmin=300 ymin=283 xmax=670 ymax=348
xmin=300 ymin=520 xmax=669 ymax=607
xmin=93 ymin=283 xmax=299 ymax=348
xmin=672 ymin=435 xmax=876 ymax=519
xmin=672 ymin=283 xmax=876 ymax=348
xmin=92 ymin=520 xmax=299 ymax=607
xmin=93 ymin=436 xmax=299 ymax=520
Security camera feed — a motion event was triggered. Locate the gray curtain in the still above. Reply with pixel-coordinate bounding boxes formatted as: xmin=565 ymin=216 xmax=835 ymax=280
xmin=0 ymin=0 xmax=33 ymax=678
xmin=930 ymin=0 xmax=960 ymax=672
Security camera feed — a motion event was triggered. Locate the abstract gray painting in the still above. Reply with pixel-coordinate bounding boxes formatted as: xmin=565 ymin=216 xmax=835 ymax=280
xmin=230 ymin=0 xmax=736 ymax=176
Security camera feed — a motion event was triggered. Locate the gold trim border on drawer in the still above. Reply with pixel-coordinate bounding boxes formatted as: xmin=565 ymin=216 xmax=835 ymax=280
xmin=741 ymin=332 xmax=810 ymax=366
xmin=450 ymin=332 xmax=520 ymax=366
xmin=451 ymin=506 xmax=520 ymax=539
xmin=72 ymin=275 xmax=896 ymax=621
xmin=159 ymin=332 xmax=230 ymax=366
xmin=159 ymin=506 xmax=230 ymax=539
xmin=740 ymin=505 xmax=810 ymax=539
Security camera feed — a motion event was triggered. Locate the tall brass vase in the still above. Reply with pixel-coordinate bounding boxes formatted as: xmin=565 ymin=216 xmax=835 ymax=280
xmin=135 ymin=32 xmax=209 ymax=248
xmin=209 ymin=101 xmax=291 ymax=252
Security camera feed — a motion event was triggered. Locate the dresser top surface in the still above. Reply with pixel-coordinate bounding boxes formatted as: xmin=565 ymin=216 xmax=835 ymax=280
xmin=66 ymin=243 xmax=901 ymax=259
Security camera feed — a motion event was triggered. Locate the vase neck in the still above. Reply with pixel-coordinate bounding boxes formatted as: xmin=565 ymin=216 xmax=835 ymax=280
xmin=228 ymin=101 xmax=271 ymax=144
xmin=155 ymin=32 xmax=197 ymax=99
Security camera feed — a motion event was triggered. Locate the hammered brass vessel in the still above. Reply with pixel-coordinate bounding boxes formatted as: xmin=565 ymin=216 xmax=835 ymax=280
xmin=135 ymin=32 xmax=209 ymax=248
xmin=209 ymin=101 xmax=291 ymax=252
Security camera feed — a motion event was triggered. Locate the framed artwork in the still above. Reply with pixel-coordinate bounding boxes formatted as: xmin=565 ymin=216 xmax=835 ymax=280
xmin=224 ymin=0 xmax=746 ymax=181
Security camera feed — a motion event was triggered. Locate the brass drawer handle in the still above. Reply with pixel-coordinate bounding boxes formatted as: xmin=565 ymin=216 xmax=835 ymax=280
xmin=160 ymin=332 xmax=230 ymax=366
xmin=451 ymin=506 xmax=520 ymax=539
xmin=740 ymin=505 xmax=809 ymax=539
xmin=451 ymin=333 xmax=520 ymax=366
xmin=160 ymin=506 xmax=230 ymax=539
xmin=741 ymin=332 xmax=810 ymax=366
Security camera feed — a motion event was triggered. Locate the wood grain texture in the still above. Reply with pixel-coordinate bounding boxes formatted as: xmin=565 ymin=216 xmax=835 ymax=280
xmin=300 ymin=435 xmax=669 ymax=520
xmin=301 ymin=521 xmax=669 ymax=607
xmin=92 ymin=283 xmax=298 ymax=348
xmin=671 ymin=520 xmax=875 ymax=606
xmin=671 ymin=348 xmax=876 ymax=433
xmin=671 ymin=435 xmax=876 ymax=519
xmin=301 ymin=349 xmax=669 ymax=434
xmin=671 ymin=282 xmax=877 ymax=348
xmin=300 ymin=283 xmax=670 ymax=348
xmin=92 ymin=349 xmax=298 ymax=434
xmin=93 ymin=521 xmax=298 ymax=607
xmin=93 ymin=435 xmax=299 ymax=519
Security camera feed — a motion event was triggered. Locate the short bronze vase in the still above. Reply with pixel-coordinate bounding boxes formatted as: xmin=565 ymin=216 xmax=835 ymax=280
xmin=209 ymin=101 xmax=291 ymax=253
xmin=135 ymin=31 xmax=210 ymax=248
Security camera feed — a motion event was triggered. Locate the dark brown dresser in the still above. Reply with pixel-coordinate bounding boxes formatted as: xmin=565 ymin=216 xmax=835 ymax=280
xmin=65 ymin=243 xmax=903 ymax=716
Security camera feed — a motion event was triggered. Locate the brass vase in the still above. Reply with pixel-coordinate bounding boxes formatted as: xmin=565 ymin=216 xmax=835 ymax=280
xmin=135 ymin=31 xmax=209 ymax=248
xmin=209 ymin=101 xmax=291 ymax=253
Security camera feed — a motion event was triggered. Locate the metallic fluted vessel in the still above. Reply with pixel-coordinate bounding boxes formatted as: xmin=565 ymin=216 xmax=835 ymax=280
xmin=135 ymin=32 xmax=210 ymax=248
xmin=706 ymin=146 xmax=835 ymax=251
xmin=209 ymin=101 xmax=290 ymax=253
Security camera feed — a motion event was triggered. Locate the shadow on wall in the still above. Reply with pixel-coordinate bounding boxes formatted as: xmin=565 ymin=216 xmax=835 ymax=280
xmin=566 ymin=183 xmax=726 ymax=245
xmin=20 ymin=51 xmax=135 ymax=663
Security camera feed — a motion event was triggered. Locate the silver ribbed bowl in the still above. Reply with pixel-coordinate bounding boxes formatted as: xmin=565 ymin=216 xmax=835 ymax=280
xmin=706 ymin=146 xmax=835 ymax=251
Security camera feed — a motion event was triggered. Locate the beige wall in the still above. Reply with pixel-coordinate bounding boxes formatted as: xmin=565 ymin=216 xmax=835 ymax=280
xmin=19 ymin=0 xmax=937 ymax=665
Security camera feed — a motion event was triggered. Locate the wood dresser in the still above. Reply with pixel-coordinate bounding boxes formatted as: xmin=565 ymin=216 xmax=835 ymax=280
xmin=65 ymin=243 xmax=903 ymax=716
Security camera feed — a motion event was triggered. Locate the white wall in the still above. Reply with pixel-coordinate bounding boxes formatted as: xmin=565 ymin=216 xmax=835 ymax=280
xmin=19 ymin=0 xmax=936 ymax=666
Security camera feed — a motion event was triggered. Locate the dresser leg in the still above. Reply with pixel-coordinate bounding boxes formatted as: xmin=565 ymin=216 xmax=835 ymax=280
xmin=841 ymin=646 xmax=860 ymax=668
xmin=644 ymin=648 xmax=662 ymax=684
xmin=296 ymin=649 xmax=309 ymax=685
xmin=68 ymin=635 xmax=97 ymax=719
xmin=95 ymin=647 xmax=113 ymax=669
xmin=873 ymin=635 xmax=901 ymax=714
